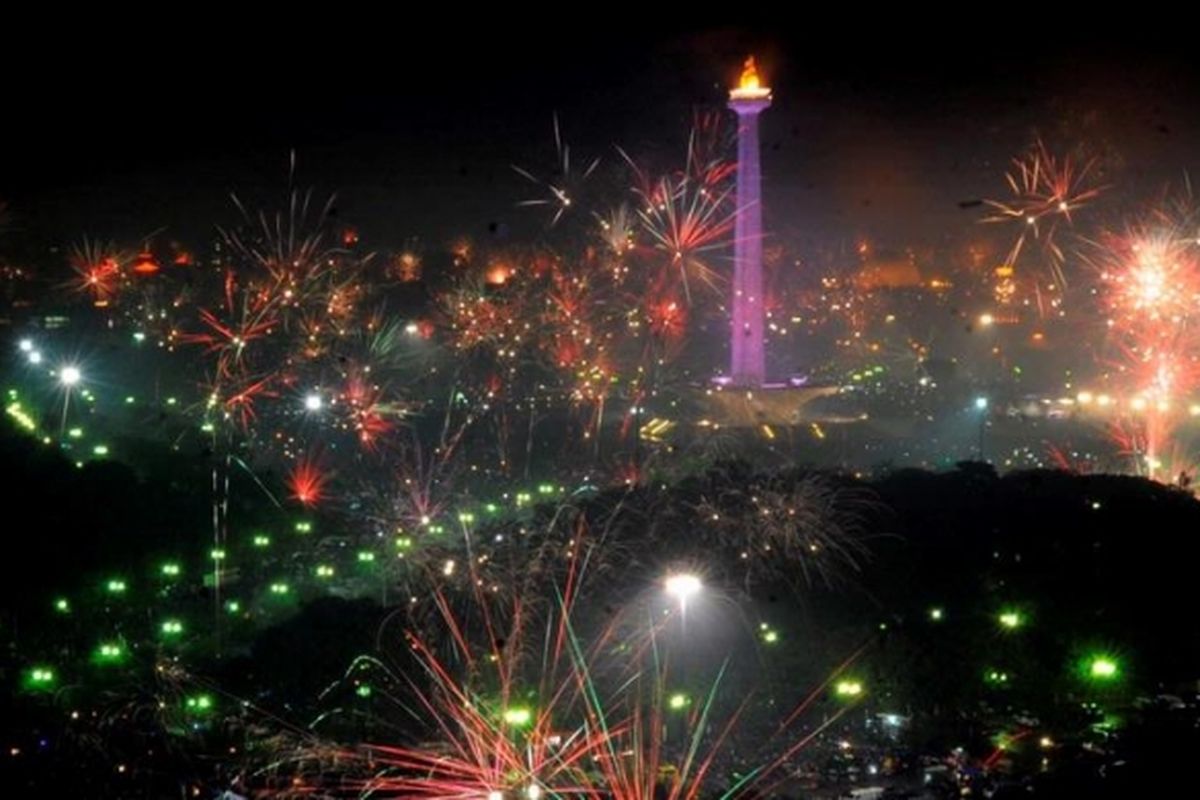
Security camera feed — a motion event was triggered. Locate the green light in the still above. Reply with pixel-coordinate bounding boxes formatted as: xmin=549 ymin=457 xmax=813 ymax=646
xmin=358 ymin=551 xmax=376 ymax=563
xmin=210 ymin=549 xmax=226 ymax=561
xmin=252 ymin=534 xmax=271 ymax=548
xmin=395 ymin=536 xmax=413 ymax=550
xmin=24 ymin=666 xmax=56 ymax=691
xmin=835 ymin=680 xmax=864 ymax=698
xmin=269 ymin=582 xmax=290 ymax=595
xmin=200 ymin=422 xmax=214 ymax=433
xmin=485 ymin=503 xmax=499 ymax=514
xmin=762 ymin=629 xmax=779 ymax=644
xmin=94 ymin=642 xmax=125 ymax=665
xmin=161 ymin=619 xmax=184 ymax=636
xmin=316 ymin=565 xmax=335 ymax=578
xmin=132 ymin=332 xmax=145 ymax=343
xmin=929 ymin=607 xmax=944 ymax=621
xmin=185 ymin=694 xmax=213 ymax=713
xmin=998 ymin=610 xmax=1024 ymax=630
xmin=161 ymin=562 xmax=181 ymax=577
xmin=295 ymin=521 xmax=312 ymax=533
xmin=356 ymin=684 xmax=373 ymax=698
xmin=54 ymin=597 xmax=70 ymax=614
xmin=125 ymin=395 xmax=136 ymax=404
xmin=458 ymin=511 xmax=476 ymax=524
xmin=225 ymin=600 xmax=241 ymax=614
xmin=503 ymin=706 xmax=533 ymax=726
xmin=515 ymin=492 xmax=532 ymax=507
xmin=668 ymin=693 xmax=690 ymax=711
xmin=1086 ymin=655 xmax=1121 ymax=682
xmin=537 ymin=483 xmax=555 ymax=495
xmin=92 ymin=444 xmax=109 ymax=456
xmin=67 ymin=427 xmax=83 ymax=438
xmin=105 ymin=579 xmax=127 ymax=594
xmin=985 ymin=669 xmax=1011 ymax=685
xmin=5 ymin=402 xmax=37 ymax=432
xmin=166 ymin=397 xmax=177 ymax=406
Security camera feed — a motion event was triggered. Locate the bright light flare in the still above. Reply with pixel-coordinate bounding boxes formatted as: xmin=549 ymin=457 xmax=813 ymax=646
xmin=998 ymin=610 xmax=1023 ymax=629
xmin=664 ymin=572 xmax=702 ymax=604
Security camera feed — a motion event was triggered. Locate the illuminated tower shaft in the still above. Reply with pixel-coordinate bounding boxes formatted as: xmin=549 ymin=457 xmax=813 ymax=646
xmin=728 ymin=60 xmax=772 ymax=387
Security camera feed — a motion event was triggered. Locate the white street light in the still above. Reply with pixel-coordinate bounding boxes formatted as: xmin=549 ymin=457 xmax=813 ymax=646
xmin=304 ymin=393 xmax=323 ymax=412
xmin=664 ymin=573 xmax=702 ymax=605
xmin=60 ymin=366 xmax=82 ymax=386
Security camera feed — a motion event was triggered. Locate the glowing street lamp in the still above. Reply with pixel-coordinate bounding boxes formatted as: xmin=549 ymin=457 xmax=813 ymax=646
xmin=835 ymin=679 xmax=864 ymax=698
xmin=974 ymin=396 xmax=989 ymax=459
xmin=984 ymin=669 xmax=1011 ymax=686
xmin=94 ymin=642 xmax=126 ymax=665
xmin=185 ymin=694 xmax=214 ymax=714
xmin=24 ymin=667 xmax=56 ymax=692
xmin=998 ymin=610 xmax=1024 ymax=630
xmin=664 ymin=573 xmax=702 ymax=606
xmin=303 ymin=393 xmax=323 ymax=412
xmin=58 ymin=365 xmax=83 ymax=435
xmin=1084 ymin=654 xmax=1121 ymax=683
xmin=668 ymin=692 xmax=691 ymax=711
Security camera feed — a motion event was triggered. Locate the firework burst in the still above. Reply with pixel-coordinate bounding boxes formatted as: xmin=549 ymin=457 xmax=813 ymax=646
xmin=985 ymin=138 xmax=1104 ymax=294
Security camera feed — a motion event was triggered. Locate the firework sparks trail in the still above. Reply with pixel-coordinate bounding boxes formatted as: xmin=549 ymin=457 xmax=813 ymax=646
xmin=985 ymin=138 xmax=1104 ymax=294
xmin=513 ymin=115 xmax=601 ymax=228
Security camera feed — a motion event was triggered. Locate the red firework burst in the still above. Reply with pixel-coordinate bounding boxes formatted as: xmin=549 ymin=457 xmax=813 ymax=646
xmin=69 ymin=239 xmax=124 ymax=306
xmin=288 ymin=457 xmax=330 ymax=506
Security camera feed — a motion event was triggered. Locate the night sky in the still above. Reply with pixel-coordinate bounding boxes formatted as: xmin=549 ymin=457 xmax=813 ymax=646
xmin=6 ymin=23 xmax=1200 ymax=256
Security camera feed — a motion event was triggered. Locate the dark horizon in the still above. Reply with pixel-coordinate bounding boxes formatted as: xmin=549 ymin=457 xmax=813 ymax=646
xmin=6 ymin=24 xmax=1200 ymax=256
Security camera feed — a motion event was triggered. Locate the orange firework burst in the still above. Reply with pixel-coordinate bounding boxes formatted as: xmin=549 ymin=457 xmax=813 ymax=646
xmin=985 ymin=138 xmax=1104 ymax=292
